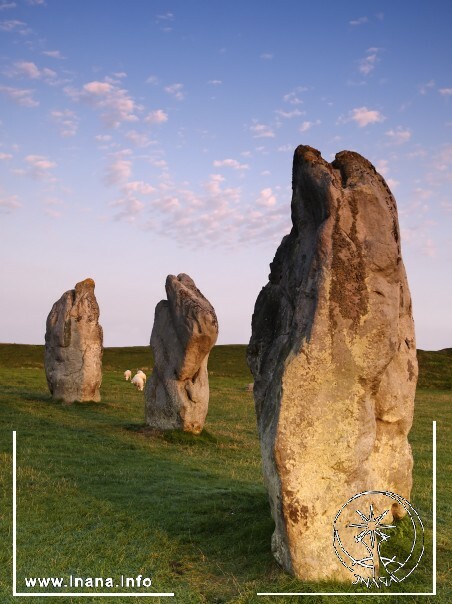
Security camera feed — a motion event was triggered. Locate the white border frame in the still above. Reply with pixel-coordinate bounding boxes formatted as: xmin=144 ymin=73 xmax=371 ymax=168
xmin=257 ymin=421 xmax=437 ymax=597
xmin=12 ymin=431 xmax=174 ymax=598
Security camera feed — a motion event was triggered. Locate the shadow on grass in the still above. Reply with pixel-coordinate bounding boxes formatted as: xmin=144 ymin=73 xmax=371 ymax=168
xmin=20 ymin=392 xmax=53 ymax=402
xmin=124 ymin=424 xmax=219 ymax=445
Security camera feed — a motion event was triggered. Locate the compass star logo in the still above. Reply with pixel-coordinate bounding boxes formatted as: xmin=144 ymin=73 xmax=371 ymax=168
xmin=333 ymin=491 xmax=425 ymax=588
xmin=348 ymin=503 xmax=396 ymax=581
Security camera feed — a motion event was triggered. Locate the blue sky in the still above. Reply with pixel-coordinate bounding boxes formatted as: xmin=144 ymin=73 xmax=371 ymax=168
xmin=1 ymin=0 xmax=451 ymax=349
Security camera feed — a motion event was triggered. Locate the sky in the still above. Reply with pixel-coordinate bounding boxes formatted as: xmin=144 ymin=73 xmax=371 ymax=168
xmin=0 ymin=1 xmax=451 ymax=350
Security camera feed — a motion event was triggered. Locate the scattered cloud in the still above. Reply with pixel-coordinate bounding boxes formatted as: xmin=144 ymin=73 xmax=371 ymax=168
xmin=260 ymin=53 xmax=273 ymax=60
xmin=386 ymin=178 xmax=399 ymax=189
xmin=422 ymin=238 xmax=436 ymax=257
xmin=374 ymin=160 xmax=399 ymax=190
xmin=0 ymin=3 xmax=17 ymax=11
xmin=213 ymin=158 xmax=249 ymax=170
xmin=208 ymin=80 xmax=222 ymax=85
xmin=5 ymin=60 xmax=59 ymax=83
xmin=124 ymin=130 xmax=154 ymax=147
xmin=358 ymin=48 xmax=381 ymax=75
xmin=156 ymin=12 xmax=174 ymax=22
xmin=146 ymin=75 xmax=159 ymax=85
xmin=0 ymin=85 xmax=39 ymax=107
xmin=429 ymin=144 xmax=452 ymax=181
xmin=44 ymin=208 xmax=62 ymax=218
xmin=95 ymin=134 xmax=112 ymax=143
xmin=25 ymin=154 xmax=56 ymax=180
xmin=164 ymin=83 xmax=184 ymax=100
xmin=149 ymin=158 xmax=168 ymax=170
xmin=283 ymin=87 xmax=308 ymax=105
xmin=413 ymin=187 xmax=433 ymax=201
xmin=0 ymin=152 xmax=13 ymax=160
xmin=111 ymin=195 xmax=145 ymax=222
xmin=346 ymin=106 xmax=386 ymax=127
xmin=250 ymin=122 xmax=275 ymax=138
xmin=27 ymin=0 xmax=46 ymax=5
xmin=256 ymin=187 xmax=276 ymax=207
xmin=275 ymin=108 xmax=304 ymax=119
xmin=419 ymin=80 xmax=435 ymax=95
xmin=42 ymin=49 xmax=65 ymax=59
xmin=375 ymin=159 xmax=389 ymax=176
xmin=68 ymin=79 xmax=141 ymax=127
xmin=439 ymin=88 xmax=452 ymax=96
xmin=13 ymin=60 xmax=37 ymax=78
xmin=0 ymin=192 xmax=21 ymax=212
xmin=50 ymin=109 xmax=79 ymax=137
xmin=104 ymin=151 xmax=132 ymax=185
xmin=144 ymin=109 xmax=168 ymax=124
xmin=349 ymin=16 xmax=369 ymax=26
xmin=115 ymin=169 xmax=291 ymax=248
xmin=0 ymin=19 xmax=30 ymax=34
xmin=385 ymin=127 xmax=411 ymax=145
xmin=122 ymin=181 xmax=156 ymax=195
xmin=83 ymin=81 xmax=113 ymax=95
xmin=299 ymin=119 xmax=321 ymax=133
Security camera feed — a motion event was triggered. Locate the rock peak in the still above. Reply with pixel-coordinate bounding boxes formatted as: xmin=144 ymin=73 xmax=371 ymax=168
xmin=45 ymin=278 xmax=103 ymax=403
xmin=145 ymin=273 xmax=218 ymax=434
xmin=248 ymin=145 xmax=417 ymax=582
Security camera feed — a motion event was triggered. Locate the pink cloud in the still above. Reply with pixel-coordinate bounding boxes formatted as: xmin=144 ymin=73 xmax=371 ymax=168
xmin=349 ymin=106 xmax=385 ymax=127
xmin=24 ymin=154 xmax=56 ymax=180
xmin=164 ymin=83 xmax=184 ymax=100
xmin=213 ymin=158 xmax=249 ymax=170
xmin=385 ymin=128 xmax=411 ymax=144
xmin=0 ymin=85 xmax=38 ymax=107
xmin=256 ymin=188 xmax=276 ymax=207
xmin=145 ymin=109 xmax=168 ymax=124
xmin=105 ymin=156 xmax=132 ymax=185
xmin=72 ymin=80 xmax=140 ymax=127
xmin=250 ymin=122 xmax=275 ymax=138
xmin=299 ymin=119 xmax=321 ymax=133
xmin=0 ymin=193 xmax=21 ymax=212
xmin=13 ymin=60 xmax=40 ymax=79
xmin=50 ymin=109 xmax=78 ymax=137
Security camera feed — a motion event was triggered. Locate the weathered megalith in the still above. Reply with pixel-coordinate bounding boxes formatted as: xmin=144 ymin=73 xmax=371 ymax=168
xmin=247 ymin=146 xmax=418 ymax=582
xmin=45 ymin=278 xmax=103 ymax=403
xmin=145 ymin=273 xmax=218 ymax=434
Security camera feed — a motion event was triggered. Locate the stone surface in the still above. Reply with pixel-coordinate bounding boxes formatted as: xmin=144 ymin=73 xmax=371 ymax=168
xmin=145 ymin=273 xmax=218 ymax=434
xmin=45 ymin=278 xmax=103 ymax=403
xmin=247 ymin=145 xmax=418 ymax=581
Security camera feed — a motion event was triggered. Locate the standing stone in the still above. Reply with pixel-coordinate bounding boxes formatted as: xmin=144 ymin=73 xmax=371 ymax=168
xmin=145 ymin=274 xmax=218 ymax=434
xmin=247 ymin=146 xmax=417 ymax=581
xmin=45 ymin=278 xmax=103 ymax=403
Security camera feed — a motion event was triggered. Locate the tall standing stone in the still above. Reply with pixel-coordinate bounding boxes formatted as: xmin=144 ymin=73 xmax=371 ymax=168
xmin=145 ymin=273 xmax=218 ymax=434
xmin=45 ymin=278 xmax=103 ymax=403
xmin=247 ymin=146 xmax=417 ymax=581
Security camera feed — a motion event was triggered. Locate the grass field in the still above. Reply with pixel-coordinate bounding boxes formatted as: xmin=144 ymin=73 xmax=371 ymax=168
xmin=0 ymin=344 xmax=450 ymax=603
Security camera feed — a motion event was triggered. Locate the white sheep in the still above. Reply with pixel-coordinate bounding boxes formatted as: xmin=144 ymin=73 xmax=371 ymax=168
xmin=136 ymin=369 xmax=147 ymax=383
xmin=124 ymin=370 xmax=132 ymax=381
xmin=131 ymin=373 xmax=145 ymax=391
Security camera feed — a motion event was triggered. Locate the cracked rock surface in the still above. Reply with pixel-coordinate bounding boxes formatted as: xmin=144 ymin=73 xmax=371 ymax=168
xmin=145 ymin=273 xmax=218 ymax=434
xmin=247 ymin=146 xmax=418 ymax=581
xmin=45 ymin=278 xmax=103 ymax=403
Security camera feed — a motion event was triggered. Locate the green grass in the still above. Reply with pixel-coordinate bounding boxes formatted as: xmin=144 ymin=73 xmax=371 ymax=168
xmin=0 ymin=344 xmax=450 ymax=603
